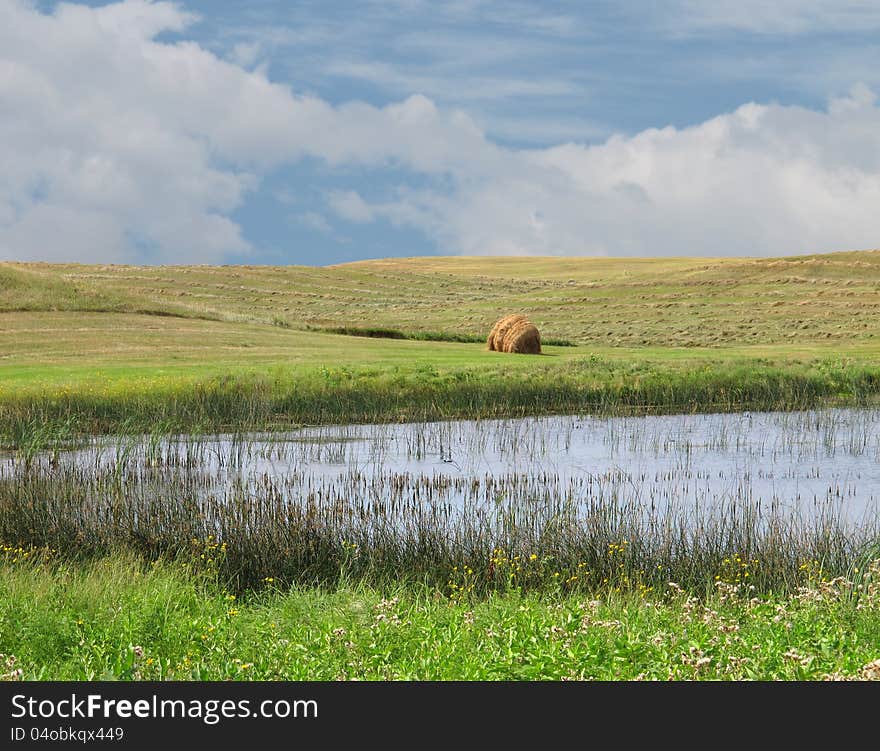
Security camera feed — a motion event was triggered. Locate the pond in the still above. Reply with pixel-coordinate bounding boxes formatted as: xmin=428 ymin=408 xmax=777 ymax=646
xmin=12 ymin=407 xmax=880 ymax=529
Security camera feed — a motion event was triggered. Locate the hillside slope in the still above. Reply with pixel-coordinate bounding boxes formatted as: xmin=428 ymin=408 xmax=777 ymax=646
xmin=3 ymin=249 xmax=879 ymax=349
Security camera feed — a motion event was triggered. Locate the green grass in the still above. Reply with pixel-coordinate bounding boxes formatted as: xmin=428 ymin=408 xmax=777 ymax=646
xmin=1 ymin=553 xmax=878 ymax=680
xmin=1 ymin=251 xmax=880 ymax=439
xmin=2 ymin=349 xmax=879 ymax=443
xmin=4 ymin=253 xmax=880 ymax=681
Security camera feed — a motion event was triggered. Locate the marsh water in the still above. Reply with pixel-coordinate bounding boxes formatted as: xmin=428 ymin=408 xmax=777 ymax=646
xmin=11 ymin=408 xmax=880 ymax=531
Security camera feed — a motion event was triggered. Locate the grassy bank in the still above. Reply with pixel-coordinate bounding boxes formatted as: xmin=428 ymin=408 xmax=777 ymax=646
xmin=0 ymin=553 xmax=878 ymax=680
xmin=3 ymin=352 xmax=880 ymax=443
xmin=3 ymin=252 xmax=880 ymax=438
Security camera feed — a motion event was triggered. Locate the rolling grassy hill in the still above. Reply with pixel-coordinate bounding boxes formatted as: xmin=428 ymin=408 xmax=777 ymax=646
xmin=3 ymin=248 xmax=880 ymax=349
xmin=1 ymin=250 xmax=879 ymax=434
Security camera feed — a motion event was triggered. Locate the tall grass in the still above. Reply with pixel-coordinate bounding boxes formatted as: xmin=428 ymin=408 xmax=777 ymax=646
xmin=1 ymin=429 xmax=876 ymax=595
xmin=2 ymin=356 xmax=879 ymax=446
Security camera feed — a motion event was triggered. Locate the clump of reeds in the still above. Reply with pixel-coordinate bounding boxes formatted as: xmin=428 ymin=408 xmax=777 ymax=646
xmin=1 ymin=434 xmax=876 ymax=597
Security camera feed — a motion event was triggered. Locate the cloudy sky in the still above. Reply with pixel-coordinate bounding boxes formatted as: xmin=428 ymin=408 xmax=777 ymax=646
xmin=2 ymin=0 xmax=880 ymax=265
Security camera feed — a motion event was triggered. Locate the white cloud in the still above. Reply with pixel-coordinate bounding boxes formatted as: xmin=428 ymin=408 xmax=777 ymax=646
xmin=328 ymin=191 xmax=375 ymax=223
xmin=0 ymin=0 xmax=253 ymax=262
xmin=326 ymin=61 xmax=577 ymax=103
xmin=0 ymin=0 xmax=496 ymax=261
xmin=1 ymin=204 xmax=129 ymax=263
xmin=674 ymin=0 xmax=880 ymax=35
xmin=3 ymin=0 xmax=880 ymax=264
xmin=359 ymin=86 xmax=880 ymax=257
xmin=295 ymin=211 xmax=333 ymax=234
xmin=228 ymin=41 xmax=262 ymax=69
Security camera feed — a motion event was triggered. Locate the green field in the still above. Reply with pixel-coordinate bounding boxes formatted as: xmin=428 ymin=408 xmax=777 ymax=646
xmin=2 ymin=552 xmax=878 ymax=681
xmin=2 ymin=250 xmax=880 ymax=437
xmin=3 ymin=251 xmax=880 ymax=681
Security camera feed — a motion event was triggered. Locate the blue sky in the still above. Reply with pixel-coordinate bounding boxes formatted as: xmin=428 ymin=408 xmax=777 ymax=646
xmin=4 ymin=0 xmax=880 ymax=265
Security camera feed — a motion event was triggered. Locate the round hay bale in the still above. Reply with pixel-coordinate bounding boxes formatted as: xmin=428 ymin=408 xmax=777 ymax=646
xmin=487 ymin=313 xmax=528 ymax=351
xmin=501 ymin=319 xmax=541 ymax=354
xmin=487 ymin=313 xmax=524 ymax=351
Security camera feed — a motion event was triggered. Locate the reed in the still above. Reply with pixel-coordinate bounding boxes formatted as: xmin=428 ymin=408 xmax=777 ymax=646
xmin=2 ymin=414 xmax=877 ymax=596
xmin=2 ymin=357 xmax=879 ymax=447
